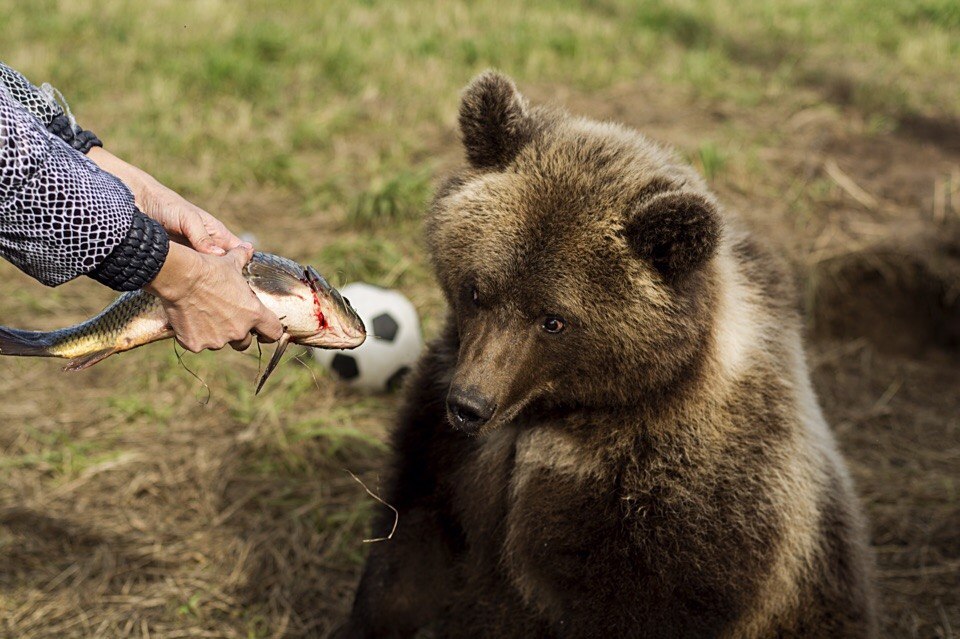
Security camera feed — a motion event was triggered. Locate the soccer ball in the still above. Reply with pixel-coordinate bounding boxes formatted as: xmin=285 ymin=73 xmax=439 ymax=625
xmin=312 ymin=282 xmax=423 ymax=392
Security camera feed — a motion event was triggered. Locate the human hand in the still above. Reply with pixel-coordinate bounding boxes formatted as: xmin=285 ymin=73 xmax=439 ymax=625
xmin=88 ymin=147 xmax=244 ymax=256
xmin=144 ymin=242 xmax=284 ymax=353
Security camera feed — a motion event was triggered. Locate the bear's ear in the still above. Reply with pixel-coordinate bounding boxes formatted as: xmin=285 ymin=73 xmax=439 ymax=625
xmin=624 ymin=191 xmax=722 ymax=282
xmin=459 ymin=71 xmax=534 ymax=170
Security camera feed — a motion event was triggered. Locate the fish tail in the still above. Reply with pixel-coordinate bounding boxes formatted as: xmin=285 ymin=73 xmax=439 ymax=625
xmin=0 ymin=326 xmax=54 ymax=357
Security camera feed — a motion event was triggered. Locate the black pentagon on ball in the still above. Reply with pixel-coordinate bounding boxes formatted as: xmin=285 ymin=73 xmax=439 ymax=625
xmin=372 ymin=313 xmax=400 ymax=342
xmin=386 ymin=366 xmax=412 ymax=392
xmin=331 ymin=353 xmax=360 ymax=380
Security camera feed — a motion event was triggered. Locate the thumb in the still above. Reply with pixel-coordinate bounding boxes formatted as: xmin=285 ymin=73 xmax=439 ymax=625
xmin=181 ymin=213 xmax=226 ymax=255
xmin=255 ymin=306 xmax=285 ymax=342
xmin=226 ymin=243 xmax=254 ymax=270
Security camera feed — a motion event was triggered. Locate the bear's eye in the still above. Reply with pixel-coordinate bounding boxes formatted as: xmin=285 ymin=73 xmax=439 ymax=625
xmin=541 ymin=315 xmax=566 ymax=334
xmin=471 ymin=286 xmax=481 ymax=307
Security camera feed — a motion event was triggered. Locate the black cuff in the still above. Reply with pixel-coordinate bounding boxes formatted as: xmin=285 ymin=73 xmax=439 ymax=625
xmin=89 ymin=210 xmax=170 ymax=291
xmin=47 ymin=113 xmax=103 ymax=154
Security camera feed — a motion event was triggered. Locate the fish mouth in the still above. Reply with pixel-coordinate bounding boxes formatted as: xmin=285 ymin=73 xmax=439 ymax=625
xmin=301 ymin=333 xmax=366 ymax=349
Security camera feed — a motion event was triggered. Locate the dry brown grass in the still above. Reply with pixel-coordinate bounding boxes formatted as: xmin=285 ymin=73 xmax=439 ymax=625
xmin=1 ymin=1 xmax=958 ymax=637
xmin=4 ymin=76 xmax=957 ymax=639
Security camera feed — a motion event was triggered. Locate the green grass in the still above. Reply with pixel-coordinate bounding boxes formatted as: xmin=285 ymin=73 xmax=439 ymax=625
xmin=2 ymin=0 xmax=956 ymax=514
xmin=3 ymin=0 xmax=956 ymax=554
xmin=694 ymin=142 xmax=728 ymax=182
xmin=6 ymin=0 xmax=957 ymax=205
xmin=1 ymin=2 xmax=958 ymax=636
xmin=5 ymin=3 xmax=956 ymax=297
xmin=316 ymin=236 xmax=423 ymax=288
xmin=0 ymin=425 xmax=122 ymax=479
xmin=347 ymin=167 xmax=435 ymax=230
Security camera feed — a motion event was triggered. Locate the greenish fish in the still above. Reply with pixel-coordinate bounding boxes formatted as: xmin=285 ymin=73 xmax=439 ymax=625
xmin=0 ymin=252 xmax=366 ymax=393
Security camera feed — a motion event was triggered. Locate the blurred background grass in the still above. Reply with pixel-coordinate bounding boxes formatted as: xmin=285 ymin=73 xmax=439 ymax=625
xmin=8 ymin=0 xmax=960 ymax=218
xmin=1 ymin=1 xmax=958 ymax=637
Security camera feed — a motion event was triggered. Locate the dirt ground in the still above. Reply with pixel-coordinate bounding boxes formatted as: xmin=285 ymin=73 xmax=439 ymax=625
xmin=1 ymin=78 xmax=958 ymax=638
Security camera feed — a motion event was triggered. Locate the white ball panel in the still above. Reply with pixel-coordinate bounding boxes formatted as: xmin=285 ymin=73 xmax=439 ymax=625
xmin=312 ymin=282 xmax=423 ymax=391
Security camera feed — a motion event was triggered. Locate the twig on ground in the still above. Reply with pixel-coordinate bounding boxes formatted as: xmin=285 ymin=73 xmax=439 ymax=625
xmin=345 ymin=469 xmax=398 ymax=543
xmin=824 ymin=159 xmax=879 ymax=210
xmin=294 ymin=353 xmax=324 ymax=393
xmin=174 ymin=342 xmax=211 ymax=405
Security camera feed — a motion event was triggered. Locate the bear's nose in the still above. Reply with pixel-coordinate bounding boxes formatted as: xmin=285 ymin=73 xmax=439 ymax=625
xmin=446 ymin=387 xmax=496 ymax=433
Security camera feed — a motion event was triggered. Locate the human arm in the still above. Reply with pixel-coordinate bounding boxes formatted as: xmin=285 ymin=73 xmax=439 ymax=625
xmin=0 ymin=70 xmax=281 ymax=349
xmin=0 ymin=84 xmax=161 ymax=288
xmin=87 ymin=147 xmax=246 ymax=257
xmin=83 ymin=147 xmax=281 ymax=350
xmin=1 ymin=60 xmax=243 ymax=257
xmin=0 ymin=61 xmax=102 ymax=154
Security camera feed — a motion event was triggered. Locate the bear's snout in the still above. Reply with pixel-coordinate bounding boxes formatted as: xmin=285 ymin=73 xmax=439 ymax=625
xmin=446 ymin=386 xmax=496 ymax=434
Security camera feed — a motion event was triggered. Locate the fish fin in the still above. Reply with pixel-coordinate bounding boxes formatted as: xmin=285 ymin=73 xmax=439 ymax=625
xmin=256 ymin=333 xmax=291 ymax=395
xmin=250 ymin=252 xmax=306 ymax=277
xmin=244 ymin=253 xmax=306 ymax=296
xmin=0 ymin=326 xmax=54 ymax=357
xmin=63 ymin=348 xmax=116 ymax=371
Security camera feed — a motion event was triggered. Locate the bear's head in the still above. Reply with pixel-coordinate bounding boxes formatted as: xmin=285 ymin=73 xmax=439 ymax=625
xmin=427 ymin=72 xmax=724 ymax=435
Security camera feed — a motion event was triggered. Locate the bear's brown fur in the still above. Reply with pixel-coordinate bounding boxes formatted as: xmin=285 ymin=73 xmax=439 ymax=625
xmin=336 ymin=72 xmax=878 ymax=638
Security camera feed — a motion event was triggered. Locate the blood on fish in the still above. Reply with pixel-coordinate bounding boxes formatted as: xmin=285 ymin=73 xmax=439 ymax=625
xmin=312 ymin=293 xmax=327 ymax=329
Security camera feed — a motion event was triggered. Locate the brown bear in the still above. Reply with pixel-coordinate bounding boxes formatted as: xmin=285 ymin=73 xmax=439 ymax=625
xmin=336 ymin=72 xmax=878 ymax=638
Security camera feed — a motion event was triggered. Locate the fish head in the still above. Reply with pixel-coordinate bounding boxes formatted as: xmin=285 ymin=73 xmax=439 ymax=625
xmin=245 ymin=252 xmax=366 ymax=350
xmin=299 ymin=266 xmax=366 ymax=349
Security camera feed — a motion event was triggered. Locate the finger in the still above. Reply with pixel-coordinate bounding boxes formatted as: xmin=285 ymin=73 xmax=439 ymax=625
xmin=256 ymin=331 xmax=279 ymax=344
xmin=181 ymin=211 xmax=226 ymax=256
xmin=226 ymin=243 xmax=255 ymax=270
xmin=175 ymin=337 xmax=203 ymax=354
xmin=200 ymin=212 xmax=245 ymax=251
xmin=254 ymin=307 xmax=284 ymax=342
xmin=230 ymin=334 xmax=253 ymax=351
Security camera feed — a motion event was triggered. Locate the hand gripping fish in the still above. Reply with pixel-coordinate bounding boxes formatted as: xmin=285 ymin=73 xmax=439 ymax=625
xmin=0 ymin=252 xmax=366 ymax=393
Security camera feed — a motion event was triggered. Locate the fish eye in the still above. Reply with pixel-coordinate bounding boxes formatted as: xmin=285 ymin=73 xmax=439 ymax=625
xmin=541 ymin=315 xmax=566 ymax=334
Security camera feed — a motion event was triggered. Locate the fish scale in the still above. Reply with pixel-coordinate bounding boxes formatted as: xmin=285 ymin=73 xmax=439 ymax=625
xmin=45 ymin=292 xmax=166 ymax=360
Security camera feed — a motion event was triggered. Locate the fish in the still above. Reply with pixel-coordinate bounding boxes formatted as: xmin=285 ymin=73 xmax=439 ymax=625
xmin=0 ymin=252 xmax=366 ymax=393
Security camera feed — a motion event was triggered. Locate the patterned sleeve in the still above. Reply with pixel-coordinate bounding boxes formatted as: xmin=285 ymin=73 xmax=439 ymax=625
xmin=0 ymin=84 xmax=168 ymax=289
xmin=0 ymin=62 xmax=103 ymax=154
